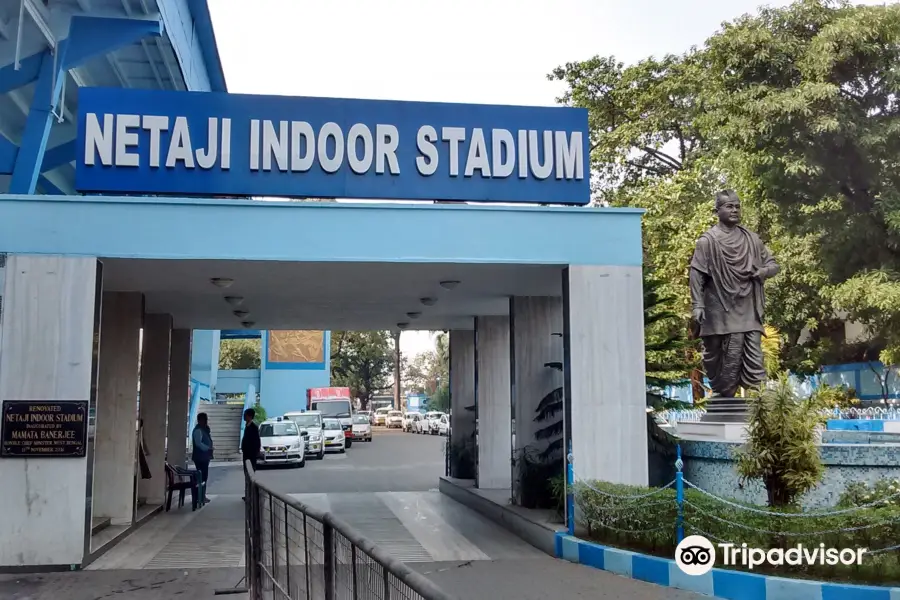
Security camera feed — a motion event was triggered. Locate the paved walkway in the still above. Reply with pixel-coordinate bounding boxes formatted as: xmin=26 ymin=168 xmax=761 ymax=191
xmin=67 ymin=490 xmax=710 ymax=599
xmin=0 ymin=568 xmax=247 ymax=600
xmin=87 ymin=490 xmax=545 ymax=570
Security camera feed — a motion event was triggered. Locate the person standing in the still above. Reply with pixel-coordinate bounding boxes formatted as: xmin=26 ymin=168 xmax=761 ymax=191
xmin=191 ymin=412 xmax=214 ymax=505
xmin=241 ymin=408 xmax=261 ymax=501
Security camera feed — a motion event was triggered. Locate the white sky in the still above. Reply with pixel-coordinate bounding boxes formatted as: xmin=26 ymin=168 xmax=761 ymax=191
xmin=206 ymin=0 xmax=877 ymax=357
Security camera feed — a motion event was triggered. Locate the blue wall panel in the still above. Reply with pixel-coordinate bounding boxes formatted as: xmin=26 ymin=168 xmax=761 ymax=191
xmin=259 ymin=331 xmax=331 ymax=418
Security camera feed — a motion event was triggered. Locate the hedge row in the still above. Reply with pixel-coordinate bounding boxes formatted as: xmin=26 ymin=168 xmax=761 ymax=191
xmin=575 ymin=481 xmax=900 ymax=585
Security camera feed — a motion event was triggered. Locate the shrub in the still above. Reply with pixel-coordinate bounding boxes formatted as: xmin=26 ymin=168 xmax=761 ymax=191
xmin=839 ymin=479 xmax=900 ymax=509
xmin=252 ymin=402 xmax=267 ymax=424
xmin=811 ymin=382 xmax=859 ymax=411
xmin=736 ymin=374 xmax=825 ymax=507
xmin=576 ymin=480 xmax=900 ymax=585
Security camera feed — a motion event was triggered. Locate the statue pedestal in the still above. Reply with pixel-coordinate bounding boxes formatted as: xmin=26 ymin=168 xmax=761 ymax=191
xmin=700 ymin=397 xmax=748 ymax=423
xmin=676 ymin=421 xmax=747 ymax=441
xmin=676 ymin=398 xmax=749 ymax=442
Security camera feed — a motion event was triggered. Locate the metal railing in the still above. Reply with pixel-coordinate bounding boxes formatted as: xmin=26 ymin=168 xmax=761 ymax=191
xmin=244 ymin=460 xmax=456 ymax=600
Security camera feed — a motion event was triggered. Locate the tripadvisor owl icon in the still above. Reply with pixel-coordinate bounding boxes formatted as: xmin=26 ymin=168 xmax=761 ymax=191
xmin=676 ymin=535 xmax=716 ymax=576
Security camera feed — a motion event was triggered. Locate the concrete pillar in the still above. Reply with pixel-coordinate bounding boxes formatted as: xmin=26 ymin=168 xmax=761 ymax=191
xmin=475 ymin=316 xmax=512 ymax=490
xmin=510 ymin=296 xmax=563 ymax=504
xmin=92 ymin=292 xmax=142 ymax=526
xmin=0 ymin=256 xmax=100 ymax=567
xmin=564 ymin=265 xmax=648 ymax=485
xmin=138 ymin=313 xmax=172 ymax=505
xmin=448 ymin=329 xmax=475 ymax=479
xmin=166 ymin=329 xmax=192 ymax=468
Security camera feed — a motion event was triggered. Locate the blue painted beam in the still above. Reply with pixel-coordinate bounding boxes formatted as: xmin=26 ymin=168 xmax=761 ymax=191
xmin=0 ymin=15 xmax=163 ymax=95
xmin=0 ymin=52 xmax=44 ymax=95
xmin=8 ymin=16 xmax=164 ymax=194
xmin=8 ymin=51 xmax=66 ymax=194
xmin=187 ymin=0 xmax=228 ymax=92
xmin=0 ymin=139 xmax=75 ymax=175
xmin=0 ymin=137 xmax=17 ymax=175
xmin=38 ymin=176 xmax=64 ymax=195
xmin=41 ymin=140 xmax=76 ymax=172
xmin=64 ymin=16 xmax=164 ymax=70
xmin=221 ymin=330 xmax=263 ymax=340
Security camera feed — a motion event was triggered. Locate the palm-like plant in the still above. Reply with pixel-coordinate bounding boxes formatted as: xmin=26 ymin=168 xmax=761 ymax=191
xmin=735 ymin=374 xmax=826 ymax=507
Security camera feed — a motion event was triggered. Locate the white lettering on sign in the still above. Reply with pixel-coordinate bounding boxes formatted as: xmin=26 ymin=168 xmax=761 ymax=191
xmin=82 ymin=113 xmax=584 ymax=182
xmin=85 ymin=113 xmax=232 ymax=170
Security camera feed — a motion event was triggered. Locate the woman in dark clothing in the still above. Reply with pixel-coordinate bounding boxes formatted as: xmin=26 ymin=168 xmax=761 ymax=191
xmin=191 ymin=412 xmax=214 ymax=505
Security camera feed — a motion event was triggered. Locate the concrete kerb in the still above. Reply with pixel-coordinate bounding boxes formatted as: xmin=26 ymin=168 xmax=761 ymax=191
xmin=554 ymin=533 xmax=900 ymax=600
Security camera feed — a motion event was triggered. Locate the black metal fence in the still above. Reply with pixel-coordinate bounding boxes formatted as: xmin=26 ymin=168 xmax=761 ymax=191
xmin=244 ymin=461 xmax=456 ymax=600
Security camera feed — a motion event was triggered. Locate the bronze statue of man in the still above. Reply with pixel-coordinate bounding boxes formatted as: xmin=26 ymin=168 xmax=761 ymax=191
xmin=690 ymin=190 xmax=779 ymax=398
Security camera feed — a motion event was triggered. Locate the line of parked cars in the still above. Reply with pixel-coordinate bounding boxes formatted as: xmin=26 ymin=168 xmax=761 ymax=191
xmin=371 ymin=407 xmax=405 ymax=428
xmin=370 ymin=406 xmax=450 ymax=435
xmin=254 ymin=410 xmax=374 ymax=468
xmin=403 ymin=410 xmax=450 ymax=436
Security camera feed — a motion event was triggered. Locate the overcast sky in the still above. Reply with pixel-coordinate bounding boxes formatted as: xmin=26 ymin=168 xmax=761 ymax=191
xmin=206 ymin=0 xmax=878 ymax=356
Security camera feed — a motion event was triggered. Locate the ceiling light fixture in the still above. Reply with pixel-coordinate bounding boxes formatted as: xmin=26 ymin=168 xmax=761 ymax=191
xmin=406 ymin=312 xmax=421 ymax=319
xmin=420 ymin=297 xmax=437 ymax=306
xmin=233 ymin=310 xmax=250 ymax=318
xmin=241 ymin=320 xmax=255 ymax=328
xmin=224 ymin=296 xmax=244 ymax=306
xmin=397 ymin=322 xmax=409 ymax=329
xmin=439 ymin=280 xmax=460 ymax=290
xmin=210 ymin=277 xmax=234 ymax=288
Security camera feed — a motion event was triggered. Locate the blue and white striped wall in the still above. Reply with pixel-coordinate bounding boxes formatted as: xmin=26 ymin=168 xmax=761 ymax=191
xmin=555 ymin=533 xmax=900 ymax=600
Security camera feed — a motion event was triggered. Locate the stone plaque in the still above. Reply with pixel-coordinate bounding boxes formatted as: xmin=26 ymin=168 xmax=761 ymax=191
xmin=1 ymin=400 xmax=88 ymax=458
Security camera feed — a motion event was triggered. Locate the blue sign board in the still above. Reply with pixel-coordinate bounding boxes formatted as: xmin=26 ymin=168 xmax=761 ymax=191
xmin=75 ymin=88 xmax=590 ymax=205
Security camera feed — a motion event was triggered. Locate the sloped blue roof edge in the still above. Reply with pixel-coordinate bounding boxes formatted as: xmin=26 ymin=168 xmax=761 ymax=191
xmin=189 ymin=0 xmax=228 ymax=92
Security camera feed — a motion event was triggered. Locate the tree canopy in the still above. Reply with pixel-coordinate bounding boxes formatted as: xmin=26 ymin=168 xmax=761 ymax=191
xmin=330 ymin=331 xmax=394 ymax=409
xmin=219 ymin=339 xmax=261 ymax=370
xmin=550 ymin=0 xmax=900 ymax=374
xmin=404 ymin=332 xmax=450 ymax=410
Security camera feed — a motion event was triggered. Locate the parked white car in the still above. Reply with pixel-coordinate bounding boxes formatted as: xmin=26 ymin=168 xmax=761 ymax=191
xmin=423 ymin=411 xmax=443 ymax=434
xmin=258 ymin=417 xmax=306 ymax=467
xmin=404 ymin=412 xmax=422 ymax=432
xmin=414 ymin=412 xmax=432 ymax=434
xmin=322 ymin=418 xmax=346 ymax=453
xmin=351 ymin=414 xmax=372 ymax=442
xmin=283 ymin=410 xmax=325 ymax=460
xmin=373 ymin=407 xmax=390 ymax=426
xmin=437 ymin=414 xmax=450 ymax=436
xmin=386 ymin=410 xmax=404 ymax=429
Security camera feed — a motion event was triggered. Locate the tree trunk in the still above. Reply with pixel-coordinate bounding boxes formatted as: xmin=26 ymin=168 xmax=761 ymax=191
xmin=393 ymin=331 xmax=402 ymax=410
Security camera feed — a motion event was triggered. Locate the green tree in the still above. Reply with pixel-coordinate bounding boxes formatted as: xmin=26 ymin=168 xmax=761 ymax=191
xmin=699 ymin=0 xmax=900 ymax=366
xmin=644 ymin=274 xmax=699 ymax=408
xmin=550 ymin=0 xmax=900 ymax=374
xmin=430 ymin=382 xmax=450 ymax=412
xmin=219 ymin=339 xmax=261 ymax=370
xmin=330 ymin=331 xmax=393 ymax=410
xmin=403 ymin=332 xmax=450 ymax=396
xmin=548 ymin=53 xmax=708 ymax=201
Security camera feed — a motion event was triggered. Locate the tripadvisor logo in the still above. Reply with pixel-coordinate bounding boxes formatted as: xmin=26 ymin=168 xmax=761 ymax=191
xmin=675 ymin=535 xmax=716 ymax=576
xmin=675 ymin=535 xmax=867 ymax=576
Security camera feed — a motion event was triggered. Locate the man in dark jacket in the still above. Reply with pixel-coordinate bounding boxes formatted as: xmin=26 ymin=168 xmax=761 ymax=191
xmin=191 ymin=412 xmax=214 ymax=505
xmin=241 ymin=408 xmax=261 ymax=501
